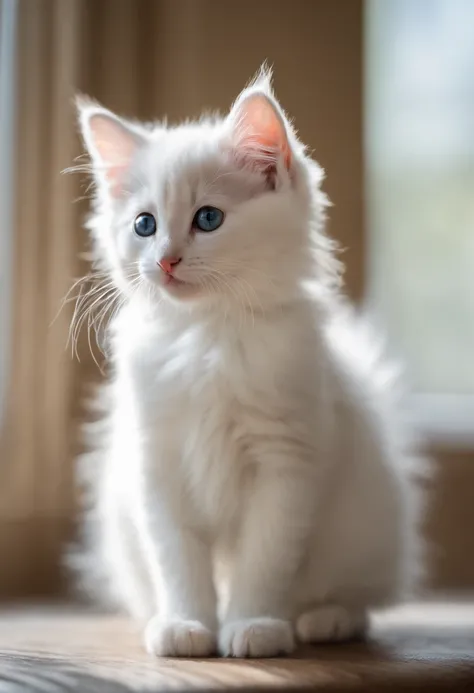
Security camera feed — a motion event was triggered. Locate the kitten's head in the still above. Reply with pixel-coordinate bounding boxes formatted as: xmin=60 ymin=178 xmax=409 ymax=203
xmin=78 ymin=69 xmax=332 ymax=314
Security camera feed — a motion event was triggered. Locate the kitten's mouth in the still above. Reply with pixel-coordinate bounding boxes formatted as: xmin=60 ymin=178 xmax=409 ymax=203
xmin=161 ymin=273 xmax=199 ymax=300
xmin=163 ymin=274 xmax=185 ymax=287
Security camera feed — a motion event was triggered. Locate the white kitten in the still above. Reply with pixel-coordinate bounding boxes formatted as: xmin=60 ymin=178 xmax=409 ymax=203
xmin=70 ymin=69 xmax=427 ymax=658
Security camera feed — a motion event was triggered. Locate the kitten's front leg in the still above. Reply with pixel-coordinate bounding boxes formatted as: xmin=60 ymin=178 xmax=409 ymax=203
xmin=220 ymin=459 xmax=318 ymax=658
xmin=135 ymin=447 xmax=218 ymax=657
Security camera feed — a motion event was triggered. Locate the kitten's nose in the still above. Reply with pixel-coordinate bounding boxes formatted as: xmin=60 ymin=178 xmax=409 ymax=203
xmin=157 ymin=256 xmax=181 ymax=275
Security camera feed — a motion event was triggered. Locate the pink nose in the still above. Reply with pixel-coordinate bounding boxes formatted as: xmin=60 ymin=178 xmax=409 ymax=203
xmin=157 ymin=256 xmax=181 ymax=274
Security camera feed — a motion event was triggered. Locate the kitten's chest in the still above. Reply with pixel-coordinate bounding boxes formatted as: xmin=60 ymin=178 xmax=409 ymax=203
xmin=133 ymin=318 xmax=277 ymax=415
xmin=129 ymin=323 xmax=277 ymax=524
xmin=138 ymin=328 xmax=244 ymax=418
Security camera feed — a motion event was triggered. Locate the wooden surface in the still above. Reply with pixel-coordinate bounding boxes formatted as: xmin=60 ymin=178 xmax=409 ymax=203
xmin=0 ymin=603 xmax=473 ymax=691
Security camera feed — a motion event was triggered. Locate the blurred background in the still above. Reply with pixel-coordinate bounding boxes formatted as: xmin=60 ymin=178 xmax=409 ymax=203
xmin=0 ymin=0 xmax=472 ymax=601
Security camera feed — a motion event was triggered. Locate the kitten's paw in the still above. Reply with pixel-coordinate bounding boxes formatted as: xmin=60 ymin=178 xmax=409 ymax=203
xmin=296 ymin=605 xmax=368 ymax=644
xmin=144 ymin=616 xmax=217 ymax=657
xmin=219 ymin=617 xmax=295 ymax=658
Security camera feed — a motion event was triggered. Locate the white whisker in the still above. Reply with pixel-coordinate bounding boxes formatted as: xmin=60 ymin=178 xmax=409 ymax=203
xmin=60 ymin=263 xmax=141 ymax=366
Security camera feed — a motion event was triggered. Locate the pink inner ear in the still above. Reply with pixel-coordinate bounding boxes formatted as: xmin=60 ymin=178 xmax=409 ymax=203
xmin=88 ymin=114 xmax=138 ymax=196
xmin=235 ymin=94 xmax=292 ymax=170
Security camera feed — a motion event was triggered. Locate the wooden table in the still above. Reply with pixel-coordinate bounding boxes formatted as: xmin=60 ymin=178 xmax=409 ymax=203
xmin=0 ymin=603 xmax=473 ymax=691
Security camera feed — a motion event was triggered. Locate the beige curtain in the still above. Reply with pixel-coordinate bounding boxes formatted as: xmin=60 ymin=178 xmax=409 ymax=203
xmin=0 ymin=0 xmax=83 ymax=596
xmin=0 ymin=0 xmax=367 ymax=598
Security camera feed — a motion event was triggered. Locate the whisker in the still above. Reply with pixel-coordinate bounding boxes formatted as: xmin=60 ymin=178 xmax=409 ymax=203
xmin=204 ymin=268 xmax=244 ymax=328
xmin=210 ymin=258 xmax=279 ymax=292
xmin=62 ymin=263 xmax=140 ymax=364
xmin=205 ymin=267 xmax=248 ymax=333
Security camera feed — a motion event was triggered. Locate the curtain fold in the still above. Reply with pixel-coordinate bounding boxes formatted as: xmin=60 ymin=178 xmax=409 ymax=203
xmin=0 ymin=0 xmax=84 ymax=595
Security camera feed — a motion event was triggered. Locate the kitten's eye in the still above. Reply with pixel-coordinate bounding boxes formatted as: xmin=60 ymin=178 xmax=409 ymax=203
xmin=134 ymin=213 xmax=157 ymax=238
xmin=193 ymin=206 xmax=224 ymax=233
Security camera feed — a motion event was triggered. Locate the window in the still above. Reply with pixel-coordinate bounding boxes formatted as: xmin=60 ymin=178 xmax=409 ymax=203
xmin=366 ymin=0 xmax=474 ymax=443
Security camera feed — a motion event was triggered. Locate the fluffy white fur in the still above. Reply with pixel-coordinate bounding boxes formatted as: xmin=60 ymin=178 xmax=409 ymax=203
xmin=71 ymin=69 xmax=426 ymax=658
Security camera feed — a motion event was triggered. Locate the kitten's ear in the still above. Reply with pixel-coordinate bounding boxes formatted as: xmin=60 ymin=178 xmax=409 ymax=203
xmin=227 ymin=73 xmax=292 ymax=176
xmin=76 ymin=97 xmax=145 ymax=197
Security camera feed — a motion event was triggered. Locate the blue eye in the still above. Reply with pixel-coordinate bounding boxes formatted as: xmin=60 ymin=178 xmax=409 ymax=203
xmin=134 ymin=213 xmax=156 ymax=238
xmin=193 ymin=206 xmax=224 ymax=233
